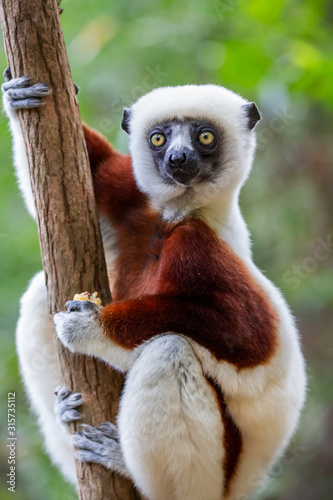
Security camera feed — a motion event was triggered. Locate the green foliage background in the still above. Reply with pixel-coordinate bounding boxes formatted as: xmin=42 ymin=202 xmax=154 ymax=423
xmin=1 ymin=0 xmax=332 ymax=498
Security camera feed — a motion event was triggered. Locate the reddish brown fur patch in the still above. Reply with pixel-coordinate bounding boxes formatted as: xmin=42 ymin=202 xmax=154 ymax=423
xmin=83 ymin=123 xmax=146 ymax=219
xmin=83 ymin=124 xmax=279 ymax=370
xmin=101 ymin=217 xmax=279 ymax=369
xmin=83 ymin=123 xmax=113 ymax=174
xmin=206 ymin=376 xmax=242 ymax=496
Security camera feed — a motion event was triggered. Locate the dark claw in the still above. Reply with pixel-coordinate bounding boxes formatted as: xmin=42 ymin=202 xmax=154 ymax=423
xmin=65 ymin=300 xmax=99 ymax=313
xmin=74 ymin=82 xmax=79 ymax=95
xmin=4 ymin=66 xmax=12 ymax=82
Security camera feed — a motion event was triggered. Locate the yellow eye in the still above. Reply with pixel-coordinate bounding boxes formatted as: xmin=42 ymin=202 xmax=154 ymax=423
xmin=198 ymin=131 xmax=215 ymax=146
xmin=151 ymin=133 xmax=166 ymax=147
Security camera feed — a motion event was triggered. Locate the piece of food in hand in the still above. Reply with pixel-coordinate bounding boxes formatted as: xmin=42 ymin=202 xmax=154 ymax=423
xmin=72 ymin=291 xmax=102 ymax=306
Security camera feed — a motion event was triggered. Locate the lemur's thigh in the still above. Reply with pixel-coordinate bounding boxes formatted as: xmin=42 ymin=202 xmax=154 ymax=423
xmin=118 ymin=334 xmax=224 ymax=500
xmin=16 ymin=271 xmax=77 ymax=484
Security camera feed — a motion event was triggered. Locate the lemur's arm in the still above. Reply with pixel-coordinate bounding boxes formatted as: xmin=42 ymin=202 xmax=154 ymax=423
xmin=82 ymin=124 xmax=147 ymax=222
xmin=2 ymin=70 xmax=143 ymax=221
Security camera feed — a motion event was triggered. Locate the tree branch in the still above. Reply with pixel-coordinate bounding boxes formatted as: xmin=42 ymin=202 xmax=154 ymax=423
xmin=0 ymin=0 xmax=140 ymax=498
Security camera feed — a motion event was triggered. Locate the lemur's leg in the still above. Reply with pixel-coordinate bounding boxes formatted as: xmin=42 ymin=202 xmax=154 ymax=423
xmin=2 ymin=67 xmax=50 ymax=218
xmin=119 ymin=334 xmax=224 ymax=500
xmin=16 ymin=271 xmax=77 ymax=485
xmin=71 ymin=334 xmax=225 ymax=500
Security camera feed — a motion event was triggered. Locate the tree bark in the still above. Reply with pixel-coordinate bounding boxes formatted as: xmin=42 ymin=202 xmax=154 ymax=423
xmin=0 ymin=1 xmax=140 ymax=499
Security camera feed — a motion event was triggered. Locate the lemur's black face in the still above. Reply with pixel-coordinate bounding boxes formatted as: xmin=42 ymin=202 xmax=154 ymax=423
xmin=147 ymin=119 xmax=223 ymax=186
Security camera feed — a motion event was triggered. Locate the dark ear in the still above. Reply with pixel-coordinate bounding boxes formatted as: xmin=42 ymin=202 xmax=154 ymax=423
xmin=243 ymin=102 xmax=261 ymax=130
xmin=121 ymin=107 xmax=132 ymax=134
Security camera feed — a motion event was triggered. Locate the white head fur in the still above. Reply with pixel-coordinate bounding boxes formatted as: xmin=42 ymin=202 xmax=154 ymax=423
xmin=124 ymin=84 xmax=260 ymax=221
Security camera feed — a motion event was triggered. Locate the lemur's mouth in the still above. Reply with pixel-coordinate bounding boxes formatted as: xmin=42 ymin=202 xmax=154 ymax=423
xmin=166 ymin=168 xmax=200 ymax=186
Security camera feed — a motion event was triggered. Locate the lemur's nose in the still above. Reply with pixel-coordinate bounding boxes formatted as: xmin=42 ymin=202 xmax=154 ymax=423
xmin=168 ymin=152 xmax=187 ymax=169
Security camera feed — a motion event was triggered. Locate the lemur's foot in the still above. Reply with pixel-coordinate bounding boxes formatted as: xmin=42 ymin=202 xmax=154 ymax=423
xmin=73 ymin=422 xmax=131 ymax=479
xmin=55 ymin=385 xmax=83 ymax=424
xmin=2 ymin=66 xmax=50 ymax=109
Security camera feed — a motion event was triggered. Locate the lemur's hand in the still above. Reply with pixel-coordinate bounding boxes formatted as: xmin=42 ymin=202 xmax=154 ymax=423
xmin=2 ymin=66 xmax=78 ymax=112
xmin=54 ymin=300 xmax=104 ymax=353
xmin=2 ymin=66 xmax=50 ymax=111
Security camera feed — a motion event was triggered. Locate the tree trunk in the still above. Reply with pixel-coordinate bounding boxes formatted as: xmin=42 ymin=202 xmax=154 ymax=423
xmin=0 ymin=1 xmax=140 ymax=498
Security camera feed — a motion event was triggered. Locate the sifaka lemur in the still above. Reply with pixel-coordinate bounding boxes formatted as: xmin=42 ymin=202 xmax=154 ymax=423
xmin=2 ymin=67 xmax=306 ymax=500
